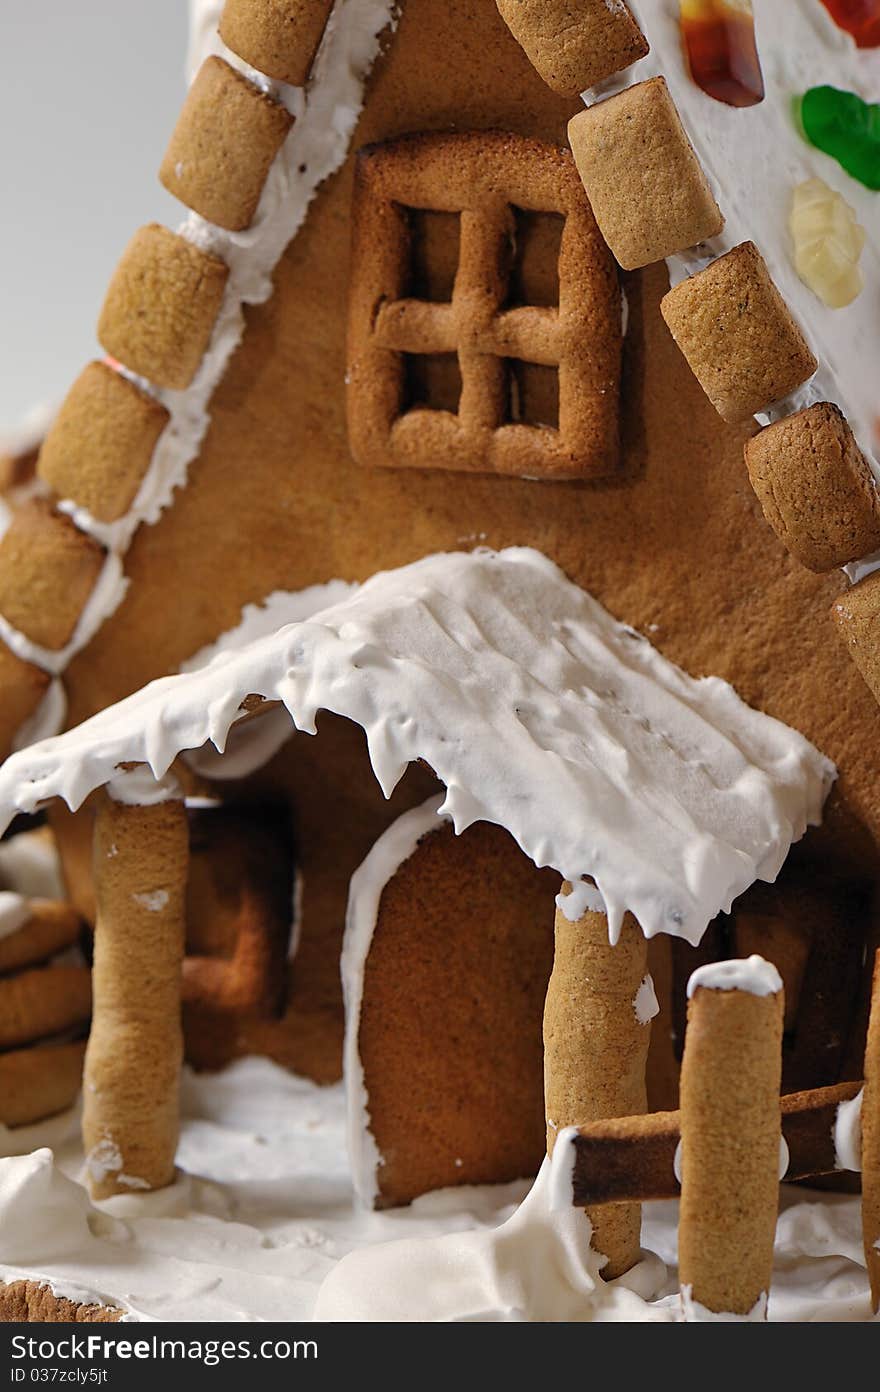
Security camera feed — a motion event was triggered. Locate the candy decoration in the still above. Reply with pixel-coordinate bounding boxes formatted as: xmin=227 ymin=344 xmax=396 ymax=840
xmin=799 ymin=86 xmax=880 ymax=191
xmin=790 ymin=178 xmax=865 ymax=309
xmin=819 ymin=0 xmax=880 ymax=48
xmin=679 ymin=0 xmax=764 ymax=108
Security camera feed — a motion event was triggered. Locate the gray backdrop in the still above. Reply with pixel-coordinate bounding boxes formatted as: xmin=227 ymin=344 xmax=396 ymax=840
xmin=0 ymin=2 xmax=189 ymax=434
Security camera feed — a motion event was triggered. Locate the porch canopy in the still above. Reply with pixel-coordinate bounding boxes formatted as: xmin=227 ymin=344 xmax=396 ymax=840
xmin=0 ymin=547 xmax=834 ymax=945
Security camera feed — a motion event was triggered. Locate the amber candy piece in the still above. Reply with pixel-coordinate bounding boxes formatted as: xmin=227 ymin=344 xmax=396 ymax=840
xmin=679 ymin=0 xmax=764 ymax=108
xmin=820 ymin=0 xmax=880 ymax=48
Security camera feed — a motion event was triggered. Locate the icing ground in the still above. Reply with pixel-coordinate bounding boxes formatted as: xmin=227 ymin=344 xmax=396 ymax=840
xmin=617 ymin=1 xmax=880 ymax=479
xmin=0 ymin=1058 xmax=872 ymax=1322
xmin=0 ymin=548 xmax=834 ymax=946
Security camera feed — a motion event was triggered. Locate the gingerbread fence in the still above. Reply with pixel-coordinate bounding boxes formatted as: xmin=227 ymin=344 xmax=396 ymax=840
xmin=549 ymin=877 xmax=880 ymax=1318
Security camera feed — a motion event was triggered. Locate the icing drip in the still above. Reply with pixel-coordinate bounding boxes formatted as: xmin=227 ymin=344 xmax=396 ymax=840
xmin=834 ymin=1088 xmax=863 ymax=1171
xmin=105 ymin=767 xmax=182 ymax=807
xmin=342 ymin=795 xmax=450 ymax=1206
xmin=680 ymin=1283 xmax=768 ymax=1322
xmin=0 ymin=548 xmax=833 ymax=946
xmin=687 ymin=954 xmax=784 ymax=997
xmin=633 ymin=974 xmax=660 ymax=1024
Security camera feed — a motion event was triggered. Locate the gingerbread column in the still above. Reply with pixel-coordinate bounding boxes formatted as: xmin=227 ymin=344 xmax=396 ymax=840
xmin=82 ymin=766 xmax=188 ymax=1199
xmin=544 ymin=881 xmax=653 ymax=1278
xmin=678 ymin=956 xmax=784 ymax=1320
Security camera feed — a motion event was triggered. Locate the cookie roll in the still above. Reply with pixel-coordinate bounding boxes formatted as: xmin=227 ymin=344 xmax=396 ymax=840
xmin=82 ymin=767 xmax=189 ymax=1199
xmin=678 ymin=956 xmax=784 ymax=1319
xmin=544 ymin=882 xmax=652 ymax=1278
xmin=861 ymin=951 xmax=880 ymax=1310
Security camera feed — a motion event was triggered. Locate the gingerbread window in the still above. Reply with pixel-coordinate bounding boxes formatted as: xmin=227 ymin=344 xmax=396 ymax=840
xmin=347 ymin=132 xmax=622 ymax=481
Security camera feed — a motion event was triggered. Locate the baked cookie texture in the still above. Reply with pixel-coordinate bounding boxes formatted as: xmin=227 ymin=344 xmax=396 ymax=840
xmin=38 ymin=361 xmax=170 ymax=524
xmin=40 ymin=0 xmax=879 ymax=1103
xmin=0 ymin=501 xmax=105 ymax=651
xmin=356 ymin=820 xmax=557 ymax=1208
xmin=160 ymin=56 xmax=293 ymax=232
xmin=347 ymin=129 xmax=622 ymax=479
xmin=568 ymin=77 xmax=723 ymax=270
xmin=97 ymin=225 xmax=228 ymax=390
xmin=0 ymin=0 xmax=878 ymax=1323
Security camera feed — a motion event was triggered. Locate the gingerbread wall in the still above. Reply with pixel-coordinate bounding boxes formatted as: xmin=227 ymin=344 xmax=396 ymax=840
xmin=50 ymin=0 xmax=880 ymax=1082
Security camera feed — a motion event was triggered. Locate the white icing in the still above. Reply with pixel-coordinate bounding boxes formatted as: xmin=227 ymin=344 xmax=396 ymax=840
xmin=0 ymin=0 xmax=393 ymax=710
xmin=342 ymin=795 xmax=450 ymax=1206
xmin=0 ymin=827 xmax=64 ymax=903
xmin=185 ymin=706 xmax=295 ymax=782
xmin=0 ymin=401 xmax=56 ymax=467
xmin=547 ymin=1125 xmax=580 ymax=1214
xmin=182 ymin=583 xmax=358 ymax=779
xmin=180 ymin=582 xmax=358 ymax=672
xmin=611 ymin=1 xmax=880 ymax=483
xmin=84 ymin=1138 xmax=149 ymax=1194
xmin=316 ymin=1153 xmax=666 ymax=1321
xmin=0 ymin=548 xmax=834 ymax=947
xmin=131 ymin=890 xmax=169 ymax=913
xmin=681 ymin=1283 xmax=768 ymax=1323
xmin=556 ymin=877 xmax=606 ymax=922
xmin=687 ymin=954 xmax=784 ymax=998
xmin=633 ymin=973 xmax=660 ymax=1024
xmin=0 ymin=556 xmax=129 ymax=679
xmin=11 ymin=679 xmax=66 ymax=753
xmin=0 ymin=1060 xmax=874 ymax=1321
xmin=779 ymin=1135 xmax=790 ymax=1181
xmin=106 ymin=766 xmax=182 ymax=807
xmin=0 ymin=891 xmax=29 ymax=942
xmin=835 ymin=1088 xmax=863 ymax=1172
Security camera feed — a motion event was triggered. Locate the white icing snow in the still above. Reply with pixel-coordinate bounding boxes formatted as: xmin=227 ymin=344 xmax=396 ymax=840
xmin=0 ymin=548 xmax=834 ymax=946
xmin=612 ymin=0 xmax=880 ymax=484
xmin=106 ymin=766 xmax=182 ymax=808
xmin=556 ymin=878 xmax=607 ymax=922
xmin=835 ymin=1088 xmax=863 ymax=1173
xmin=687 ymin=954 xmax=784 ymax=998
xmin=0 ymin=0 xmax=393 ymax=699
xmin=0 ymin=891 xmax=29 ymax=942
xmin=181 ymin=581 xmax=357 ymax=781
xmin=0 ymin=1059 xmax=874 ymax=1322
xmin=11 ymin=679 xmax=67 ymax=753
xmin=633 ymin=973 xmax=660 ymax=1025
xmin=680 ymin=1284 xmax=768 ymax=1323
xmin=342 ymin=795 xmax=450 ymax=1207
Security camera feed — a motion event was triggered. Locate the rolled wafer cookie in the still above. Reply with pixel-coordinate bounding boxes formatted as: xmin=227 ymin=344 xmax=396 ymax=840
xmin=0 ymin=1040 xmax=87 ymax=1127
xmin=0 ymin=964 xmax=91 ymax=1049
xmin=544 ymin=881 xmax=652 ymax=1278
xmin=82 ymin=771 xmax=188 ymax=1199
xmin=678 ymin=956 xmax=784 ymax=1319
xmin=0 ymin=899 xmax=83 ymax=974
xmin=860 ymin=951 xmax=880 ymax=1310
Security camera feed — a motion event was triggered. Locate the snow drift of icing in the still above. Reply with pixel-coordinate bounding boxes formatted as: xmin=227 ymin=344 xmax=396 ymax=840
xmin=342 ymin=795 xmax=450 ymax=1207
xmin=0 ymin=548 xmax=834 ymax=944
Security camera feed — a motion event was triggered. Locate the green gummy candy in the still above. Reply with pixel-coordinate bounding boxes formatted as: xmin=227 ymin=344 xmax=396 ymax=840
xmin=799 ymin=84 xmax=880 ymax=191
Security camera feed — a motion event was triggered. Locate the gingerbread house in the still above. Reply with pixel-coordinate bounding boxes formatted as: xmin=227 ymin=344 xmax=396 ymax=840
xmin=1 ymin=0 xmax=879 ymax=1322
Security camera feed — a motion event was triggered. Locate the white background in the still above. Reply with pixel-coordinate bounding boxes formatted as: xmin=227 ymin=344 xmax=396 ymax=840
xmin=0 ymin=3 xmax=189 ymax=435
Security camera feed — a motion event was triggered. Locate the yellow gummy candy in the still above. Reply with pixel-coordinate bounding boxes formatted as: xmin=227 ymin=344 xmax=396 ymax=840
xmin=789 ymin=177 xmax=865 ymax=309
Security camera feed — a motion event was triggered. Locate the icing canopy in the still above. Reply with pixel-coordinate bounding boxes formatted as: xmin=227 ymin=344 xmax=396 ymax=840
xmin=0 ymin=547 xmax=834 ymax=946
